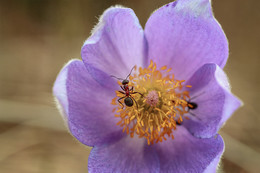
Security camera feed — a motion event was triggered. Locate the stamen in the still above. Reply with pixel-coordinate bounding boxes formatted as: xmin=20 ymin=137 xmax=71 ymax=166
xmin=111 ymin=60 xmax=191 ymax=145
xmin=160 ymin=65 xmax=167 ymax=70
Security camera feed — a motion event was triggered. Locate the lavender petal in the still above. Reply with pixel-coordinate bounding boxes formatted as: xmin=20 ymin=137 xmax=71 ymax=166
xmin=53 ymin=59 xmax=123 ymax=147
xmin=183 ymin=63 xmax=242 ymax=138
xmin=81 ymin=7 xmax=146 ymax=81
xmin=88 ymin=136 xmax=159 ymax=173
xmin=154 ymin=126 xmax=224 ymax=173
xmin=145 ymin=0 xmax=228 ymax=80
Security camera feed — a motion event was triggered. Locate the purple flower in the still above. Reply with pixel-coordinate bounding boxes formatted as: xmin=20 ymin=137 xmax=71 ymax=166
xmin=53 ymin=0 xmax=242 ymax=172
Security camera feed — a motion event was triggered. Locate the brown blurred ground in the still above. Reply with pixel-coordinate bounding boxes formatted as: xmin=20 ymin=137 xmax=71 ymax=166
xmin=0 ymin=0 xmax=259 ymax=172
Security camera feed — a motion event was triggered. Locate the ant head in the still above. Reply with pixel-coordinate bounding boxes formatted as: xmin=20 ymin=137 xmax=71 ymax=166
xmin=122 ymin=79 xmax=129 ymax=85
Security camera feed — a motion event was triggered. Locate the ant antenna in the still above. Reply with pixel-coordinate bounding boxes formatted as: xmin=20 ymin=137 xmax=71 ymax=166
xmin=110 ymin=75 xmax=124 ymax=81
xmin=189 ymin=92 xmax=205 ymax=101
xmin=126 ymin=66 xmax=136 ymax=79
xmin=110 ymin=66 xmax=136 ymax=81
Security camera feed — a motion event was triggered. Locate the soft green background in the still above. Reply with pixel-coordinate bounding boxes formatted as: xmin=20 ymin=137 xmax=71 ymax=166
xmin=0 ymin=0 xmax=259 ymax=172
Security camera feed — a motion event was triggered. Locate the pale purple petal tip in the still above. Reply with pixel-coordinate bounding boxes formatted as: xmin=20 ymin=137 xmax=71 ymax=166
xmin=145 ymin=0 xmax=228 ymax=80
xmin=184 ymin=63 xmax=242 ymax=138
xmin=53 ymin=60 xmax=75 ymax=123
xmin=203 ymin=148 xmax=223 ymax=173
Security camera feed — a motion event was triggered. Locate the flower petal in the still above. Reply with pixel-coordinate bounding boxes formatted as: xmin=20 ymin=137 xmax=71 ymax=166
xmin=81 ymin=6 xmax=146 ymax=81
xmin=155 ymin=126 xmax=224 ymax=173
xmin=88 ymin=136 xmax=159 ymax=173
xmin=183 ymin=63 xmax=242 ymax=138
xmin=53 ymin=59 xmax=123 ymax=146
xmin=145 ymin=0 xmax=228 ymax=80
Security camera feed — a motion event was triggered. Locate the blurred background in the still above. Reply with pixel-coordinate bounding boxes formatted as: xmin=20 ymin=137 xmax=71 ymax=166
xmin=0 ymin=0 xmax=259 ymax=172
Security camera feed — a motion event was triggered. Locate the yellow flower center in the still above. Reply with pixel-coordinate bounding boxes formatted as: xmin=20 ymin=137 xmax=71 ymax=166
xmin=111 ymin=60 xmax=192 ymax=145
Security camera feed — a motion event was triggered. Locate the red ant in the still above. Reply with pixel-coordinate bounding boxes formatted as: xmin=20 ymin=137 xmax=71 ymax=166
xmin=111 ymin=66 xmax=143 ymax=109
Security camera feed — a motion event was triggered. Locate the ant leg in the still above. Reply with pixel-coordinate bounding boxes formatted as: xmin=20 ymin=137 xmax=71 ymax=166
xmin=130 ymin=86 xmax=143 ymax=97
xmin=120 ymin=86 xmax=125 ymax=91
xmin=189 ymin=92 xmax=205 ymax=101
xmin=118 ymin=91 xmax=125 ymax=95
xmin=189 ymin=111 xmax=201 ymax=121
xmin=131 ymin=92 xmax=144 ymax=97
xmin=118 ymin=96 xmax=126 ymax=109
xmin=130 ymin=95 xmax=138 ymax=109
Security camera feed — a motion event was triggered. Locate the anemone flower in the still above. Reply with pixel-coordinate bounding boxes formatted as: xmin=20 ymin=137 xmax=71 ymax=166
xmin=53 ymin=0 xmax=242 ymax=172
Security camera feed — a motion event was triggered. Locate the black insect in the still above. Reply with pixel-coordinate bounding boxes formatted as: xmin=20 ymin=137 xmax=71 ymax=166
xmin=111 ymin=67 xmax=143 ymax=109
xmin=176 ymin=120 xmax=182 ymax=126
xmin=174 ymin=92 xmax=204 ymax=125
xmin=186 ymin=92 xmax=205 ymax=118
xmin=187 ymin=101 xmax=198 ymax=110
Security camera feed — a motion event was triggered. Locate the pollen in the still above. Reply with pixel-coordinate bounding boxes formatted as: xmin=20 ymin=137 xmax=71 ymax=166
xmin=112 ymin=60 xmax=191 ymax=145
